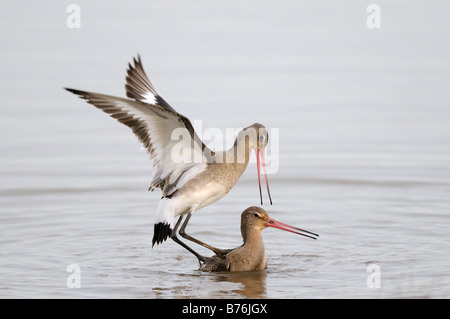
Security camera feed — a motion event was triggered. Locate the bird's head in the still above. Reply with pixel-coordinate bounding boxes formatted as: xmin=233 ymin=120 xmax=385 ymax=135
xmin=237 ymin=123 xmax=272 ymax=205
xmin=241 ymin=206 xmax=319 ymax=240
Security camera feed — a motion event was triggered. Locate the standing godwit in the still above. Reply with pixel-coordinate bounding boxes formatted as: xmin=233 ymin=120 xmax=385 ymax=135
xmin=199 ymin=206 xmax=319 ymax=272
xmin=65 ymin=55 xmax=272 ymax=262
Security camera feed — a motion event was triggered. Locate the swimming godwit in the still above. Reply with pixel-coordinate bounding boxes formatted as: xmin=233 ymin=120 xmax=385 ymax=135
xmin=65 ymin=56 xmax=272 ymax=262
xmin=198 ymin=206 xmax=319 ymax=272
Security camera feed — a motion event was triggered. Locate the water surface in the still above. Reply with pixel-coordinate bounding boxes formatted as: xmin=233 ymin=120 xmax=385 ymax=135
xmin=1 ymin=1 xmax=449 ymax=298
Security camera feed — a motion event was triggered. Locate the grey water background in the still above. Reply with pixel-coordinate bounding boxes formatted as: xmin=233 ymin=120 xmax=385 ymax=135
xmin=1 ymin=1 xmax=449 ymax=298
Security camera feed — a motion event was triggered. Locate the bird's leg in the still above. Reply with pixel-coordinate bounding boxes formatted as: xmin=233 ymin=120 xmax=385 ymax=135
xmin=171 ymin=215 xmax=206 ymax=266
xmin=179 ymin=213 xmax=233 ymax=257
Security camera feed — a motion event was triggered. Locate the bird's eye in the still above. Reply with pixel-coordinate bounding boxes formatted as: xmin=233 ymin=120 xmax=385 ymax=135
xmin=253 ymin=213 xmax=259 ymax=218
xmin=259 ymin=135 xmax=264 ymax=140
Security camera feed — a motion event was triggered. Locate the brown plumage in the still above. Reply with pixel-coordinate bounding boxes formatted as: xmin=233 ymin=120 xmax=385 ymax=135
xmin=199 ymin=207 xmax=319 ymax=272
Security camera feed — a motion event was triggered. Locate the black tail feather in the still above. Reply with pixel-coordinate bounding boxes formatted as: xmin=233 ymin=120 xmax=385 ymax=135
xmin=152 ymin=223 xmax=172 ymax=247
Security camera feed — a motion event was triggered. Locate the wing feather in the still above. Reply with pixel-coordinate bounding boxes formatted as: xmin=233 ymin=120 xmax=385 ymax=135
xmin=65 ymin=87 xmax=212 ymax=197
xmin=125 ymin=55 xmax=175 ymax=112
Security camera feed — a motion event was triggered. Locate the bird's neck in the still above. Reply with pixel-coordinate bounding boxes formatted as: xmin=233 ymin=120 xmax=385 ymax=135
xmin=214 ymin=137 xmax=251 ymax=168
xmin=240 ymin=228 xmax=266 ymax=270
xmin=241 ymin=226 xmax=265 ymax=250
xmin=209 ymin=138 xmax=251 ymax=192
xmin=228 ymin=135 xmax=251 ymax=164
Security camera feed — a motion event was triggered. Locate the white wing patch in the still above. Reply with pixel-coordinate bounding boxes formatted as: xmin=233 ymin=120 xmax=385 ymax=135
xmin=138 ymin=89 xmax=157 ymax=105
xmin=125 ymin=55 xmax=176 ymax=112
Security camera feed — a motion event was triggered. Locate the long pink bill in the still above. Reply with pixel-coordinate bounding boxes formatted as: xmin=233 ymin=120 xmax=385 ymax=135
xmin=256 ymin=149 xmax=273 ymax=205
xmin=260 ymin=151 xmax=272 ymax=205
xmin=266 ymin=217 xmax=319 ymax=240
xmin=256 ymin=149 xmax=263 ymax=205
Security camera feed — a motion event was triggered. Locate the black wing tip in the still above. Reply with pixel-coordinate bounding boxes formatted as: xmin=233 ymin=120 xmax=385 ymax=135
xmin=124 ymin=54 xmax=157 ymax=102
xmin=64 ymin=87 xmax=80 ymax=94
xmin=129 ymin=53 xmax=144 ymax=74
xmin=152 ymin=222 xmax=172 ymax=247
xmin=64 ymin=87 xmax=88 ymax=99
xmin=133 ymin=53 xmax=142 ymax=65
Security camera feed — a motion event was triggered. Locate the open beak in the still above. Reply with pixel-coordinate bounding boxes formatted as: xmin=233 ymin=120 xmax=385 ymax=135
xmin=266 ymin=217 xmax=319 ymax=240
xmin=256 ymin=148 xmax=273 ymax=205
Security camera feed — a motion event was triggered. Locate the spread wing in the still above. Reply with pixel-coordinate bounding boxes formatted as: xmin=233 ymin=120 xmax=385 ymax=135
xmin=124 ymin=55 xmax=176 ymax=112
xmin=65 ymin=57 xmax=214 ymax=197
